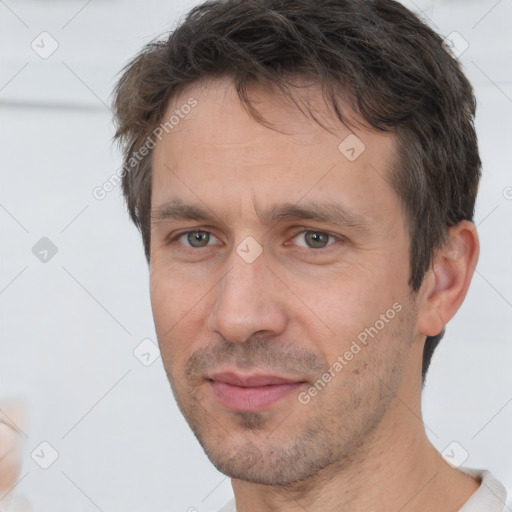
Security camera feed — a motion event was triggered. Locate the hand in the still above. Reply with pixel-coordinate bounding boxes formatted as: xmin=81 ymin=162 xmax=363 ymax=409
xmin=0 ymin=401 xmax=28 ymax=512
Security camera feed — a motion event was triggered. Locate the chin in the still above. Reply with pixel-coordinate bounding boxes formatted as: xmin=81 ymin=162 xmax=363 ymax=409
xmin=194 ymin=427 xmax=339 ymax=487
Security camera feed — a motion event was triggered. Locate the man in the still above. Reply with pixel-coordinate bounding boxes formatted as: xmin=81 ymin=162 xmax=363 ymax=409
xmin=112 ymin=0 xmax=507 ymax=510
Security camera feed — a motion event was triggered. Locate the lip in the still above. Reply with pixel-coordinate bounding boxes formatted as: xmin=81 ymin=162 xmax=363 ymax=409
xmin=207 ymin=371 xmax=306 ymax=412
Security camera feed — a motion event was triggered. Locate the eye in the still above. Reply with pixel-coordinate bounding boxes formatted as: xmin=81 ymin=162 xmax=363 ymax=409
xmin=291 ymin=230 xmax=340 ymax=249
xmin=173 ymin=230 xmax=221 ymax=248
xmin=168 ymin=229 xmax=341 ymax=251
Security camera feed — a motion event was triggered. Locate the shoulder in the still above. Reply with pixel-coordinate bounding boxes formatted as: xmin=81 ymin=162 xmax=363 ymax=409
xmin=457 ymin=467 xmax=508 ymax=512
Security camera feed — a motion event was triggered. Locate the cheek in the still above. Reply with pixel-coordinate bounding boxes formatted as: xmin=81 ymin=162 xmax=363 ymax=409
xmin=289 ymin=269 xmax=408 ymax=365
xmin=149 ymin=262 xmax=198 ymax=324
xmin=294 ymin=267 xmax=397 ymax=325
xmin=149 ymin=266 xmax=211 ymax=370
xmin=149 ymin=269 xmax=187 ymax=358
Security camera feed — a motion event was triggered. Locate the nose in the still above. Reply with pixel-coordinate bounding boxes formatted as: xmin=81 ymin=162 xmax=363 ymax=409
xmin=206 ymin=245 xmax=288 ymax=344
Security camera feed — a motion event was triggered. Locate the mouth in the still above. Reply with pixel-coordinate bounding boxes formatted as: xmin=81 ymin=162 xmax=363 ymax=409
xmin=206 ymin=371 xmax=308 ymax=413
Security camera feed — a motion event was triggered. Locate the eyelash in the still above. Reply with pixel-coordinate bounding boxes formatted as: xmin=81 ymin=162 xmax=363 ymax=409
xmin=167 ymin=229 xmax=344 ymax=251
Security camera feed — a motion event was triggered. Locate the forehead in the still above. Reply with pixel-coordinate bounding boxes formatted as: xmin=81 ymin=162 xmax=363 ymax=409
xmin=150 ymin=77 xmax=400 ymax=227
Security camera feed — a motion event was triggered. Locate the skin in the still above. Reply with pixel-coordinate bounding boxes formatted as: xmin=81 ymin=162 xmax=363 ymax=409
xmin=149 ymin=77 xmax=480 ymax=511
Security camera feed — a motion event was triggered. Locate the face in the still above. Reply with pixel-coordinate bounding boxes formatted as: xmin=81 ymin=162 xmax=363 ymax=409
xmin=149 ymin=77 xmax=421 ymax=485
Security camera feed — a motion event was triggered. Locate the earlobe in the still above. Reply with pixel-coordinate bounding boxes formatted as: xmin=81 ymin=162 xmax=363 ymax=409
xmin=417 ymin=220 xmax=480 ymax=337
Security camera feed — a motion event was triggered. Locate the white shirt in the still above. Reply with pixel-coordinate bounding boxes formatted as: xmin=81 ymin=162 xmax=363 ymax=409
xmin=458 ymin=467 xmax=508 ymax=512
xmin=217 ymin=467 xmax=508 ymax=512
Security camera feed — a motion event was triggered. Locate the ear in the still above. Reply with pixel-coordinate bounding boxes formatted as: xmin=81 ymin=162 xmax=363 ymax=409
xmin=417 ymin=220 xmax=480 ymax=337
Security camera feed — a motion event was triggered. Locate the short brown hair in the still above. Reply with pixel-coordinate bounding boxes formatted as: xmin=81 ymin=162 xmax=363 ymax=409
xmin=112 ymin=0 xmax=481 ymax=385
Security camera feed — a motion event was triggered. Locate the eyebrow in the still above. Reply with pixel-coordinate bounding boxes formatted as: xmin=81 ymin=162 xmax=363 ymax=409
xmin=151 ymin=199 xmax=372 ymax=231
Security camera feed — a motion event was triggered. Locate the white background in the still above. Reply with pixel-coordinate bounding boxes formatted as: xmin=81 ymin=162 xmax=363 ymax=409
xmin=1 ymin=0 xmax=511 ymax=510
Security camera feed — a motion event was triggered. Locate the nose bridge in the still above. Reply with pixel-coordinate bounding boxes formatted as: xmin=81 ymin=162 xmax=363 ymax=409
xmin=208 ymin=241 xmax=287 ymax=343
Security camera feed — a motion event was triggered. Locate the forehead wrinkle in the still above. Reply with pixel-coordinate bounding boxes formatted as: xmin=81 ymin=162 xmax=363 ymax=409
xmin=151 ymin=196 xmax=372 ymax=232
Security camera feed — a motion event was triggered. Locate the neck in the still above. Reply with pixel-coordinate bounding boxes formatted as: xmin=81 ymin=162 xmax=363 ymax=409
xmin=230 ymin=345 xmax=479 ymax=512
